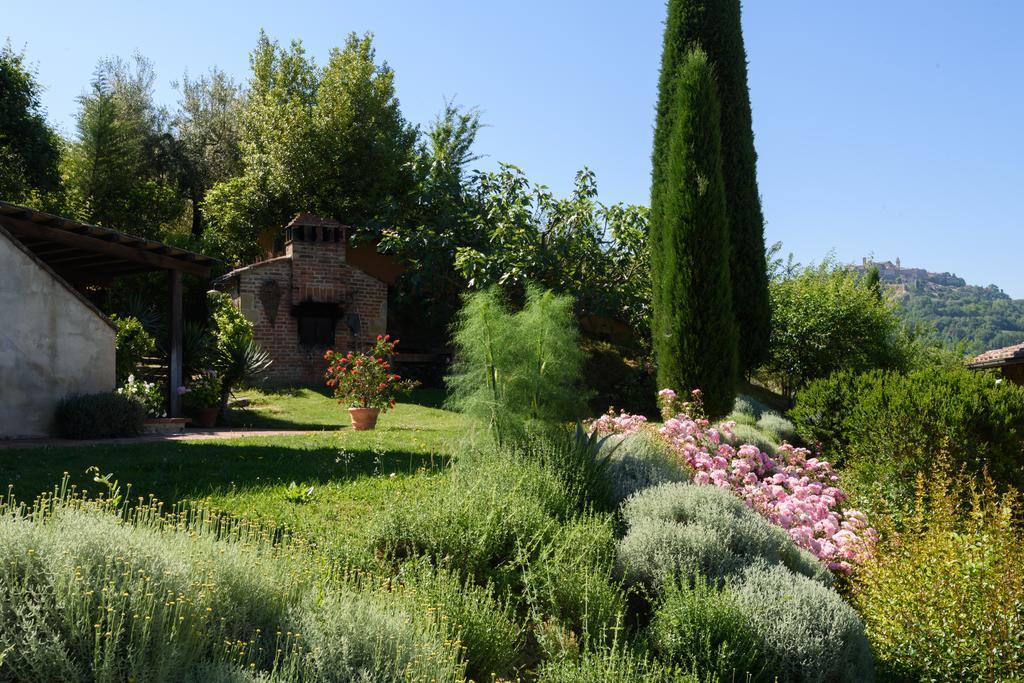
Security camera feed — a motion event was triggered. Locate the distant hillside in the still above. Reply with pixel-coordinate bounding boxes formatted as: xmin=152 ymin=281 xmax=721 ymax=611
xmin=853 ymin=259 xmax=1024 ymax=354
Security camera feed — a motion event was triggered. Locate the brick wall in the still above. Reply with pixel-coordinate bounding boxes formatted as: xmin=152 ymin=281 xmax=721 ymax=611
xmin=219 ymin=221 xmax=388 ymax=387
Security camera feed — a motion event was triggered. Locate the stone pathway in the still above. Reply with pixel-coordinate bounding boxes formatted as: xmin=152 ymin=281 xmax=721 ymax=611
xmin=0 ymin=428 xmax=326 ymax=449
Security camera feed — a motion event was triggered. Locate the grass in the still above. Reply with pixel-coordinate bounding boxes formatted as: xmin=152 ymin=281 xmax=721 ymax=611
xmin=222 ymin=386 xmax=448 ymax=430
xmin=0 ymin=387 xmax=472 ymax=559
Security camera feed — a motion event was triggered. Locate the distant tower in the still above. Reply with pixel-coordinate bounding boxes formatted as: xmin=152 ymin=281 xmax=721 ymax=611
xmin=896 ymin=257 xmax=901 ymax=272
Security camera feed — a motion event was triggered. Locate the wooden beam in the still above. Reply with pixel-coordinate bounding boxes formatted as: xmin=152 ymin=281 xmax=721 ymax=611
xmin=0 ymin=215 xmax=211 ymax=277
xmin=168 ymin=270 xmax=183 ymax=417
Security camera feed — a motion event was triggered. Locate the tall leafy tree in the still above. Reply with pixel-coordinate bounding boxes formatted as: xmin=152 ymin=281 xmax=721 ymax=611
xmin=173 ymin=68 xmax=244 ymax=236
xmin=656 ymin=0 xmax=770 ymax=374
xmin=649 ymin=48 xmax=737 ymax=418
xmin=203 ymin=31 xmax=417 ymax=263
xmin=63 ymin=53 xmax=185 ymax=237
xmin=0 ymin=43 xmax=61 ymax=206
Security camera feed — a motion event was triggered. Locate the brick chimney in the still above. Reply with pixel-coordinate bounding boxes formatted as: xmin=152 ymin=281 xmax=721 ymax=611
xmin=284 ymin=213 xmax=347 ymax=304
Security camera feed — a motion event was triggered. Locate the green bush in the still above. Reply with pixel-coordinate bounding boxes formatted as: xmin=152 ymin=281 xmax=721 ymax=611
xmin=853 ymin=465 xmax=1024 ymax=682
xmin=726 ymin=423 xmax=778 ymax=454
xmin=727 ymin=409 xmax=757 ymax=427
xmin=0 ymin=497 xmax=309 ymax=681
xmin=755 ymin=412 xmax=796 ymax=444
xmin=535 ymin=642 xmax=700 ymax=682
xmin=292 ymin=589 xmax=463 ymax=682
xmin=54 ymin=392 xmax=146 ymax=439
xmin=728 ymin=562 xmax=873 ymax=683
xmin=111 ymin=314 xmax=156 ymax=384
xmin=791 ymin=365 xmax=1024 ymax=511
xmin=521 ymin=515 xmax=626 ymax=655
xmin=605 ymin=432 xmax=687 ymax=507
xmin=397 ymin=559 xmax=522 ymax=680
xmin=447 ymin=286 xmax=589 ymax=441
xmin=649 ymin=576 xmax=763 ymax=680
xmin=368 ymin=446 xmax=574 ymax=587
xmin=763 ymin=259 xmax=913 ymax=401
xmin=617 ymin=483 xmax=829 ymax=591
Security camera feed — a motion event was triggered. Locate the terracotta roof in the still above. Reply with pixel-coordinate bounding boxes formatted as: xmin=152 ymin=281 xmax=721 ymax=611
xmin=968 ymin=341 xmax=1024 ymax=368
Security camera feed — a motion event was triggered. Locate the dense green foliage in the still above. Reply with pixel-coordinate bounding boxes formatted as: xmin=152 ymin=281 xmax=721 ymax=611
xmin=111 ymin=314 xmax=157 ymax=383
xmin=853 ymin=464 xmax=1024 ymax=682
xmin=62 ymin=54 xmax=187 ymax=237
xmin=447 ymin=287 xmax=588 ymax=439
xmin=203 ymin=31 xmax=417 ymax=263
xmin=763 ymin=260 xmax=913 ymax=400
xmin=653 ymin=0 xmax=770 ymax=373
xmin=727 ymin=562 xmax=873 ymax=682
xmin=790 ymin=365 xmax=1024 ymax=513
xmin=650 ymin=576 xmax=763 ymax=679
xmin=54 ymin=392 xmax=146 ymax=439
xmin=617 ymin=482 xmax=829 ymax=592
xmin=649 ymin=48 xmax=738 ymax=419
xmin=0 ymin=44 xmax=61 ymax=207
xmin=897 ymin=278 xmax=1024 ymax=354
xmin=206 ymin=291 xmax=271 ymax=411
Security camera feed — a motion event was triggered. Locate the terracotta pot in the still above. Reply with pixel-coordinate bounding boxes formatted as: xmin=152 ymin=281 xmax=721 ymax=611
xmin=348 ymin=407 xmax=381 ymax=431
xmin=194 ymin=407 xmax=218 ymax=428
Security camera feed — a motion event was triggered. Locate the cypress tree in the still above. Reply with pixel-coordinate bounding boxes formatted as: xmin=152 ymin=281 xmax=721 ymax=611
xmin=654 ymin=0 xmax=771 ymax=375
xmin=650 ymin=48 xmax=738 ymax=418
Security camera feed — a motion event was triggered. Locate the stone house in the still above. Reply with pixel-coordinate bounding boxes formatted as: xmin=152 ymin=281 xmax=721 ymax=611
xmin=214 ymin=213 xmax=388 ymax=386
xmin=968 ymin=341 xmax=1024 ymax=385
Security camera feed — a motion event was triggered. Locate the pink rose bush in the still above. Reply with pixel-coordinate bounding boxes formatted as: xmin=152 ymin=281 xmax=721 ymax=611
xmin=591 ymin=388 xmax=876 ymax=574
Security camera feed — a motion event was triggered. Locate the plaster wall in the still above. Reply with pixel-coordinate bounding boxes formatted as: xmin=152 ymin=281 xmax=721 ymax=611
xmin=0 ymin=230 xmax=116 ymax=437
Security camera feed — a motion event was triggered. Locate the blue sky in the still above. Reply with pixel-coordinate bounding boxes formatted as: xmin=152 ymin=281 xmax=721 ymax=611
xmin=5 ymin=1 xmax=1023 ymax=296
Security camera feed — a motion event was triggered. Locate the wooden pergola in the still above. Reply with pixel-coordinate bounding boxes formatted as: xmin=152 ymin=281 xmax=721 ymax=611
xmin=0 ymin=201 xmax=218 ymax=416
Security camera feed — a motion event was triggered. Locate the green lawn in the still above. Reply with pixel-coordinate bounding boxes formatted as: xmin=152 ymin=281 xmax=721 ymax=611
xmin=1 ymin=387 xmax=472 ymax=558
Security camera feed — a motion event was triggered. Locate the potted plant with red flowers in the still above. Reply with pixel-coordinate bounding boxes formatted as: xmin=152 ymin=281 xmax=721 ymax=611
xmin=181 ymin=370 xmax=222 ymax=428
xmin=324 ymin=336 xmax=418 ymax=430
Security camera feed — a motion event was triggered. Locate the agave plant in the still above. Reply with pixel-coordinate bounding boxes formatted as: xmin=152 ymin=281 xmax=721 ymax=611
xmin=183 ymin=320 xmax=214 ymax=378
xmin=214 ymin=336 xmax=273 ymax=413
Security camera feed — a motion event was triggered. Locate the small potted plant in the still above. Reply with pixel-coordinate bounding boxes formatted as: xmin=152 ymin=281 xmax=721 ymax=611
xmin=324 ymin=335 xmax=418 ymax=430
xmin=181 ymin=370 xmax=221 ymax=428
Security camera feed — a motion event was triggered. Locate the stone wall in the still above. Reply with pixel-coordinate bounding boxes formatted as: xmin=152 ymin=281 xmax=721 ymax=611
xmin=0 ymin=228 xmax=116 ymax=438
xmin=221 ymin=223 xmax=388 ymax=386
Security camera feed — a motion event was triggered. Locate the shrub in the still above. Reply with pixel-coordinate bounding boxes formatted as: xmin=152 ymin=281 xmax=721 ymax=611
xmin=649 ymin=576 xmax=763 ymax=680
xmin=292 ymin=590 xmax=464 ymax=682
xmin=447 ymin=286 xmax=589 ymax=441
xmin=728 ymin=562 xmax=873 ymax=683
xmin=396 ymin=559 xmax=522 ymax=681
xmin=521 ymin=515 xmax=627 ymax=655
xmin=0 ymin=494 xmax=311 ymax=681
xmin=207 ymin=291 xmax=272 ymax=412
xmin=852 ymin=464 xmax=1024 ymax=682
xmin=111 ymin=314 xmax=156 ymax=384
xmin=762 ymin=259 xmax=912 ymax=400
xmin=756 ymin=411 xmax=796 ymax=444
xmin=508 ymin=423 xmax=618 ymax=512
xmin=604 ymin=432 xmax=687 ymax=507
xmin=594 ymin=394 xmax=876 ymax=573
xmin=182 ymin=369 xmax=221 ymax=412
xmin=726 ymin=409 xmax=757 ymax=426
xmin=117 ymin=373 xmax=164 ymax=417
xmin=726 ymin=423 xmax=777 ymax=454
xmin=368 ymin=446 xmax=574 ymax=587
xmin=792 ymin=365 xmax=1024 ymax=512
xmin=324 ymin=336 xmax=418 ymax=411
xmin=617 ymin=483 xmax=829 ymax=591
xmin=732 ymin=395 xmax=762 ymax=419
xmin=54 ymin=392 xmax=146 ymax=438
xmin=535 ymin=642 xmax=700 ymax=682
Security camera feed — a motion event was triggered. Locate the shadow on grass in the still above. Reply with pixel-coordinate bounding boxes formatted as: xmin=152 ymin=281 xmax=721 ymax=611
xmin=1 ymin=439 xmax=452 ymax=506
